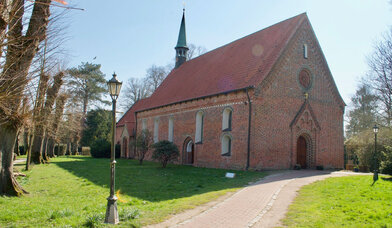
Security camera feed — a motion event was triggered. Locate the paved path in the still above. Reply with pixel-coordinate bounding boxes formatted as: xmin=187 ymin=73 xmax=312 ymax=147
xmin=13 ymin=158 xmax=26 ymax=164
xmin=148 ymin=170 xmax=368 ymax=228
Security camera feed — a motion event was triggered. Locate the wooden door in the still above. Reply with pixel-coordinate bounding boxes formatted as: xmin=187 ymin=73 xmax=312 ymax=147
xmin=185 ymin=139 xmax=194 ymax=164
xmin=297 ymin=136 xmax=307 ymax=168
xmin=123 ymin=137 xmax=128 ymax=158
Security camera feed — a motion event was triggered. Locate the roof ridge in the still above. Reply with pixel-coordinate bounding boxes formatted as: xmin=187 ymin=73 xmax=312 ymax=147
xmin=178 ymin=12 xmax=307 ymax=65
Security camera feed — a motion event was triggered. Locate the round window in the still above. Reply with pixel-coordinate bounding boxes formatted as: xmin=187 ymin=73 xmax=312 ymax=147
xmin=299 ymin=69 xmax=311 ymax=90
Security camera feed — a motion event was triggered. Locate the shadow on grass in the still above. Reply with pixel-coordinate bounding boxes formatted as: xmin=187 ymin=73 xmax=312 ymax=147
xmin=53 ymin=156 xmax=266 ymax=202
xmin=381 ymin=177 xmax=392 ymax=181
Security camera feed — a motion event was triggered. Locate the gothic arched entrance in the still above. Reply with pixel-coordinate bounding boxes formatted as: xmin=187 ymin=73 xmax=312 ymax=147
xmin=183 ymin=137 xmax=194 ymax=164
xmin=296 ymin=136 xmax=308 ymax=168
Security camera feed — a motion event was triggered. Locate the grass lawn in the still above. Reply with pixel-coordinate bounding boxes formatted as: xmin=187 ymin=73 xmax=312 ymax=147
xmin=1 ymin=156 xmax=266 ymax=227
xmin=282 ymin=175 xmax=392 ymax=227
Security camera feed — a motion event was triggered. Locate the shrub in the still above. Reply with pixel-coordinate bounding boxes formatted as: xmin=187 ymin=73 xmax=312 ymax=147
xmin=81 ymin=146 xmax=91 ymax=156
xmin=381 ymin=146 xmax=392 ymax=175
xmin=90 ymin=139 xmax=111 ymax=158
xmin=90 ymin=139 xmax=121 ymax=158
xmin=152 ymin=140 xmax=179 ymax=168
xmin=136 ymin=129 xmax=153 ymax=165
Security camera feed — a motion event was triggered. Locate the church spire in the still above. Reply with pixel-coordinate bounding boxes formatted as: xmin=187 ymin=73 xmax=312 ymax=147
xmin=175 ymin=8 xmax=189 ymax=68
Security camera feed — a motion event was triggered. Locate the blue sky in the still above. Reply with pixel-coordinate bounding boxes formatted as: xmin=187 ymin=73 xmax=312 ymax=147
xmin=63 ymin=0 xmax=392 ymax=107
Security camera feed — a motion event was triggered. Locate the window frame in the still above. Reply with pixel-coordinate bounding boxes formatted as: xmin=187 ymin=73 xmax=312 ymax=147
xmin=221 ymin=134 xmax=232 ymax=157
xmin=195 ymin=111 xmax=204 ymax=144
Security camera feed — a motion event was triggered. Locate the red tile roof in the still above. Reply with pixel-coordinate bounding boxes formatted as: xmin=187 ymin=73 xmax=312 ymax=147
xmin=116 ymin=97 xmax=151 ymax=138
xmin=117 ymin=13 xmax=308 ymax=131
xmin=137 ymin=13 xmax=307 ymax=112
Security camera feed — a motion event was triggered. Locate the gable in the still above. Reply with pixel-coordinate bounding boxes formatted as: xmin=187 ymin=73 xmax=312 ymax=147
xmin=256 ymin=17 xmax=345 ymax=111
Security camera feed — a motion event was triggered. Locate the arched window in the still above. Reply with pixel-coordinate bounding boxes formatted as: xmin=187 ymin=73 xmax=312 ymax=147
xmin=222 ymin=107 xmax=233 ymax=131
xmin=186 ymin=140 xmax=193 ymax=152
xmin=195 ymin=111 xmax=204 ymax=143
xmin=168 ymin=117 xmax=174 ymax=142
xmin=303 ymin=43 xmax=308 ymax=59
xmin=154 ymin=118 xmax=159 ymax=143
xmin=221 ymin=134 xmax=232 ymax=156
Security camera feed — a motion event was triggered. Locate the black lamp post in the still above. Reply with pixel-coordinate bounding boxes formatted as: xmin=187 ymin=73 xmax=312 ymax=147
xmin=373 ymin=124 xmax=379 ymax=182
xmin=105 ymin=72 xmax=122 ymax=224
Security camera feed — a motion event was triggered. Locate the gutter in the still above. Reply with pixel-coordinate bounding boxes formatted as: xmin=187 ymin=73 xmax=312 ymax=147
xmin=245 ymin=86 xmax=253 ymax=170
xmin=134 ymin=111 xmax=138 ymax=156
xmin=136 ymin=86 xmax=253 ymax=113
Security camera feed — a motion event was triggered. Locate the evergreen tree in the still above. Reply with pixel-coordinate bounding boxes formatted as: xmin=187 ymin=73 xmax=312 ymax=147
xmin=67 ymin=62 xmax=109 ymax=116
xmin=346 ymin=84 xmax=378 ymax=137
xmin=81 ymin=109 xmax=112 ymax=147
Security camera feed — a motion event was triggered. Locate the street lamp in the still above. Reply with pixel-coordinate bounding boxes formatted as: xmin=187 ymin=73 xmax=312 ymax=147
xmin=373 ymin=124 xmax=379 ymax=183
xmin=105 ymin=72 xmax=122 ymax=224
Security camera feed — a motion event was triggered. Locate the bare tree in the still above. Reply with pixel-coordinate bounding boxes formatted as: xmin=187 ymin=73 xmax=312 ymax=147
xmin=145 ymin=65 xmax=168 ymax=91
xmin=0 ymin=0 xmax=53 ymax=196
xmin=187 ymin=43 xmax=207 ymax=60
xmin=367 ymin=28 xmax=392 ymax=126
xmin=120 ymin=77 xmax=151 ymax=110
xmin=46 ymin=94 xmax=67 ymax=157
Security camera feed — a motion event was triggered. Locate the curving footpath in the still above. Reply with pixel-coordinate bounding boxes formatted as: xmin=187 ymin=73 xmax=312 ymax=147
xmin=148 ymin=170 xmax=368 ymax=228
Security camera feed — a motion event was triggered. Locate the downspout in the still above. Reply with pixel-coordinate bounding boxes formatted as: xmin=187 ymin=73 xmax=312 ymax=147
xmin=246 ymin=87 xmax=252 ymax=170
xmin=134 ymin=112 xmax=138 ymax=156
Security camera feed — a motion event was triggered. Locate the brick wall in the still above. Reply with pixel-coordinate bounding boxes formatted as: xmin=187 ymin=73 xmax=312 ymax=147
xmin=133 ymin=19 xmax=344 ymax=170
xmin=250 ymin=20 xmax=344 ymax=170
xmin=137 ymin=91 xmax=250 ymax=169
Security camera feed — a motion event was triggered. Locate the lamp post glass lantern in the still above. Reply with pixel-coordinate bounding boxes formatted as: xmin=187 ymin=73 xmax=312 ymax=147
xmin=105 ymin=72 xmax=122 ymax=224
xmin=373 ymin=124 xmax=379 ymax=182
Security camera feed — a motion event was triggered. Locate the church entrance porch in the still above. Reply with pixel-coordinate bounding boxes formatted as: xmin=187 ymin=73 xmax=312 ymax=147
xmin=183 ymin=137 xmax=194 ymax=165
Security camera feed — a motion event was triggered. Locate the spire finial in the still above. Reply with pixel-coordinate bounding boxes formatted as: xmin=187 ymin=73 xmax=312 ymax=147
xmin=183 ymin=1 xmax=185 ymax=12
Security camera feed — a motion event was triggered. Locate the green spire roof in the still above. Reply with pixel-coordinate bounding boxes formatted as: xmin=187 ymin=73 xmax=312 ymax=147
xmin=175 ymin=10 xmax=187 ymax=49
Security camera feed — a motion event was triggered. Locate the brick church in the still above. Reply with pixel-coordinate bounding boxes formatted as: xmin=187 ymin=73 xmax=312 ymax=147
xmin=116 ymin=12 xmax=345 ymax=170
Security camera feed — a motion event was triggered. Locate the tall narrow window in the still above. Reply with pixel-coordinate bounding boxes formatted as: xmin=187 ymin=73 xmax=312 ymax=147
xmin=303 ymin=44 xmax=308 ymax=59
xmin=142 ymin=119 xmax=147 ymax=130
xmin=195 ymin=111 xmax=204 ymax=143
xmin=154 ymin=118 xmax=159 ymax=143
xmin=221 ymin=135 xmax=232 ymax=156
xmin=168 ymin=117 xmax=174 ymax=142
xmin=222 ymin=108 xmax=233 ymax=131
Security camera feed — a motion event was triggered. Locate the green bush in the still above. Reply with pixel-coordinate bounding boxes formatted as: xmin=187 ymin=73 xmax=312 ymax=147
xmin=381 ymin=146 xmax=392 ymax=175
xmin=152 ymin=140 xmax=179 ymax=168
xmin=90 ymin=139 xmax=121 ymax=158
xmin=90 ymin=139 xmax=111 ymax=158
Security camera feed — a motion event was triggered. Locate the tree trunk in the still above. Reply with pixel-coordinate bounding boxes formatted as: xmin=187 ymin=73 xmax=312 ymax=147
xmin=66 ymin=142 xmax=71 ymax=155
xmin=31 ymin=131 xmax=43 ymax=164
xmin=47 ymin=138 xmax=55 ymax=158
xmin=42 ymin=136 xmax=49 ymax=162
xmin=25 ymin=133 xmax=33 ymax=171
xmin=14 ymin=133 xmax=20 ymax=156
xmin=0 ymin=126 xmax=27 ymax=196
